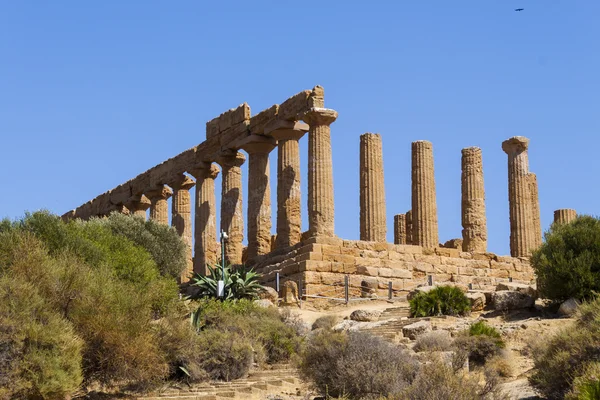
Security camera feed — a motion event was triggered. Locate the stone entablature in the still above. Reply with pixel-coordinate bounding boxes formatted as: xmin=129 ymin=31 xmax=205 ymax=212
xmin=252 ymin=236 xmax=534 ymax=298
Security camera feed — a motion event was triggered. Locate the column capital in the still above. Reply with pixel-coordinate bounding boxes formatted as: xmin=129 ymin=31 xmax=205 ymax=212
xmin=189 ymin=163 xmax=220 ymax=180
xmin=217 ymin=150 xmax=246 ymax=168
xmin=239 ymin=135 xmax=277 ymax=154
xmin=169 ymin=174 xmax=196 ymax=190
xmin=265 ymin=120 xmax=309 ymax=141
xmin=300 ymin=107 xmax=338 ymax=126
xmin=146 ymin=185 xmax=173 ymax=200
xmin=125 ymin=194 xmax=151 ymax=211
xmin=502 ymin=136 xmax=529 ymax=154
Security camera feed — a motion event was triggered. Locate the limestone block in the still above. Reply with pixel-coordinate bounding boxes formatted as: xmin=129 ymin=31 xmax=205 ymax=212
xmin=278 ymin=90 xmax=311 ymax=121
xmin=558 ymin=298 xmax=579 ymax=317
xmin=388 ymin=252 xmax=416 ymax=262
xmin=323 ymin=253 xmax=355 ymax=264
xmin=435 ymin=247 xmax=461 ymax=258
xmin=356 ymin=265 xmax=378 ymax=277
xmin=360 ymin=279 xmax=378 ymax=298
xmin=331 ymin=262 xmax=345 ymax=273
xmin=491 ymin=291 xmax=534 ymax=311
xmin=360 ymin=133 xmax=387 ymax=242
xmin=402 ymin=320 xmax=432 ymax=340
xmin=466 ymin=292 xmax=486 ymax=311
xmin=356 ymin=257 xmax=381 ymax=268
xmin=350 ymin=309 xmax=381 ymax=322
xmin=281 ymin=280 xmax=299 ymax=305
xmin=496 ymin=282 xmax=537 ymax=298
xmin=258 ymin=286 xmax=279 ymax=302
xmin=297 ymin=243 xmax=322 ymax=255
xmin=248 ymin=104 xmax=279 ymax=134
xmin=295 ymin=252 xmax=323 ymax=262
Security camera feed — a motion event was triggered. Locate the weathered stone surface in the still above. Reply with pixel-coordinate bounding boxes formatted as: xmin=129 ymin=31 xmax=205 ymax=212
xmin=443 ymin=239 xmax=463 ymax=249
xmin=496 ymin=282 xmax=537 ymax=298
xmin=360 ymin=133 xmax=386 ymax=242
xmin=242 ymin=136 xmax=276 ymax=261
xmin=350 ymin=309 xmax=382 ymax=322
xmin=394 ymin=214 xmax=407 ymax=245
xmin=360 ymin=279 xmax=378 ymax=298
xmin=301 ymin=108 xmax=338 ymax=237
xmin=218 ymin=151 xmax=246 ymax=265
xmin=558 ymin=298 xmax=579 ymax=317
xmin=502 ymin=136 xmax=535 ymax=257
xmin=461 ymin=147 xmax=487 ymax=252
xmin=412 ymin=141 xmax=439 ymax=248
xmin=281 ymin=280 xmax=299 ymax=305
xmin=254 ymin=299 xmax=274 ymax=308
xmin=146 ymin=185 xmax=173 ymax=225
xmin=170 ymin=174 xmax=196 ymax=282
xmin=528 ymin=173 xmax=542 ymax=250
xmin=405 ymin=210 xmax=413 ymax=245
xmin=125 ymin=194 xmax=151 ymax=219
xmin=258 ymin=286 xmax=279 ymax=303
xmin=492 ymin=290 xmax=534 ymax=311
xmin=466 ymin=292 xmax=486 ymax=311
xmin=402 ymin=320 xmax=432 ymax=340
xmin=554 ymin=209 xmax=577 ymax=225
xmin=190 ymin=163 xmax=220 ymax=276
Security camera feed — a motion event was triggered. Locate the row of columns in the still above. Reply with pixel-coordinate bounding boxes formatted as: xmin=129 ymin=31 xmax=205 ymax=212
xmin=119 ymin=107 xmax=339 ymax=280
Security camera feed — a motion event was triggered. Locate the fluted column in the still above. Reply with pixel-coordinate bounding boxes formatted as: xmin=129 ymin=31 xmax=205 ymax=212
xmin=461 ymin=147 xmax=487 ymax=252
xmin=125 ymin=195 xmax=151 ymax=219
xmin=406 ymin=210 xmax=413 ymax=245
xmin=394 ymin=214 xmax=407 ymax=245
xmin=190 ymin=163 xmax=220 ymax=275
xmin=267 ymin=121 xmax=308 ymax=249
xmin=241 ymin=136 xmax=277 ymax=261
xmin=360 ymin=133 xmax=387 ymax=242
xmin=554 ymin=209 xmax=577 ymax=225
xmin=170 ymin=175 xmax=196 ymax=282
xmin=502 ymin=136 xmax=534 ymax=257
xmin=146 ymin=185 xmax=172 ymax=225
xmin=411 ymin=141 xmax=439 ymax=248
xmin=217 ymin=151 xmax=246 ymax=265
xmin=528 ymin=173 xmax=542 ymax=249
xmin=300 ymin=108 xmax=338 ymax=237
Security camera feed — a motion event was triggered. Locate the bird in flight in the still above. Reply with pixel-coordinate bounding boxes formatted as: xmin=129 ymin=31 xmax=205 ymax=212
xmin=515 ymin=8 xmax=524 ymax=11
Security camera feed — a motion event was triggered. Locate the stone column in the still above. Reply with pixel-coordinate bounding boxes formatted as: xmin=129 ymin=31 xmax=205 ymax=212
xmin=300 ymin=108 xmax=338 ymax=237
xmin=554 ymin=209 xmax=577 ymax=225
xmin=406 ymin=210 xmax=413 ymax=245
xmin=502 ymin=136 xmax=534 ymax=257
xmin=267 ymin=121 xmax=308 ymax=249
xmin=411 ymin=140 xmax=439 ymax=248
xmin=218 ymin=151 xmax=246 ymax=265
xmin=241 ymin=136 xmax=277 ymax=261
xmin=190 ymin=163 xmax=220 ymax=276
xmin=125 ymin=195 xmax=151 ymax=219
xmin=394 ymin=214 xmax=407 ymax=245
xmin=461 ymin=147 xmax=487 ymax=252
xmin=528 ymin=173 xmax=542 ymax=249
xmin=146 ymin=185 xmax=172 ymax=225
xmin=360 ymin=133 xmax=387 ymax=242
xmin=170 ymin=175 xmax=196 ymax=282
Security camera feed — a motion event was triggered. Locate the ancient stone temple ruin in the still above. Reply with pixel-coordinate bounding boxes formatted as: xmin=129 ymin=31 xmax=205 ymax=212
xmin=63 ymin=86 xmax=574 ymax=297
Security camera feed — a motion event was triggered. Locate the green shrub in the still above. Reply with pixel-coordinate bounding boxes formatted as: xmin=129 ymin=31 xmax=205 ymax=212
xmin=195 ymin=329 xmax=254 ymax=381
xmin=409 ymin=286 xmax=471 ymax=317
xmin=190 ymin=263 xmax=263 ymax=300
xmin=567 ymin=362 xmax=600 ymax=400
xmin=192 ymin=299 xmax=301 ymax=364
xmin=531 ymin=215 xmax=600 ymax=302
xmin=0 ymin=275 xmax=83 ymax=399
xmin=101 ymin=212 xmax=187 ymax=279
xmin=530 ymin=298 xmax=600 ymax=399
xmin=299 ymin=330 xmax=418 ymax=399
xmin=453 ymin=321 xmax=504 ymax=366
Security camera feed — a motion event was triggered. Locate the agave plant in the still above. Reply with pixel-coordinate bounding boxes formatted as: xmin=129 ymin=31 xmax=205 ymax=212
xmin=189 ymin=263 xmax=263 ymax=301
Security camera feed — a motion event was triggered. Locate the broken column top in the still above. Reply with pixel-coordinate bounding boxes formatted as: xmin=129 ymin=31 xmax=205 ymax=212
xmin=502 ymin=136 xmax=529 ymax=153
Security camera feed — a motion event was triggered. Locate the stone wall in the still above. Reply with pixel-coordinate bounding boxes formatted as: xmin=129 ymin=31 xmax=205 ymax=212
xmin=253 ymin=236 xmax=534 ymax=298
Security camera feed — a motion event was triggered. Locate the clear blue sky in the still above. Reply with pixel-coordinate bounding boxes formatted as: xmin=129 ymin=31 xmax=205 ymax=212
xmin=1 ymin=1 xmax=598 ymax=256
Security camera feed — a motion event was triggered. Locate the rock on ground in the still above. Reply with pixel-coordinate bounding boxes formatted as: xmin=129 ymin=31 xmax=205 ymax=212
xmin=402 ymin=320 xmax=432 ymax=340
xmin=254 ymin=299 xmax=275 ymax=308
xmin=492 ymin=291 xmax=535 ymax=311
xmin=558 ymin=298 xmax=579 ymax=317
xmin=466 ymin=292 xmax=486 ymax=311
xmin=258 ymin=286 xmax=279 ymax=303
xmin=350 ymin=309 xmax=381 ymax=322
xmin=496 ymin=282 xmax=538 ymax=298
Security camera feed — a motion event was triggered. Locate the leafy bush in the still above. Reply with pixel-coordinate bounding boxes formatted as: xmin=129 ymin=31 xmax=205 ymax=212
xmin=531 ymin=215 xmax=600 ymax=302
xmin=101 ymin=212 xmax=187 ymax=279
xmin=530 ymin=298 xmax=600 ymax=399
xmin=311 ymin=315 xmax=341 ymax=331
xmin=192 ymin=299 xmax=301 ymax=364
xmin=190 ymin=263 xmax=263 ymax=300
xmin=299 ymin=330 xmax=418 ymax=399
xmin=409 ymin=286 xmax=471 ymax=317
xmin=414 ymin=330 xmax=453 ymax=352
xmin=0 ymin=275 xmax=83 ymax=399
xmin=195 ymin=329 xmax=254 ymax=381
xmin=454 ymin=321 xmax=505 ymax=366
xmin=567 ymin=362 xmax=600 ymax=400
